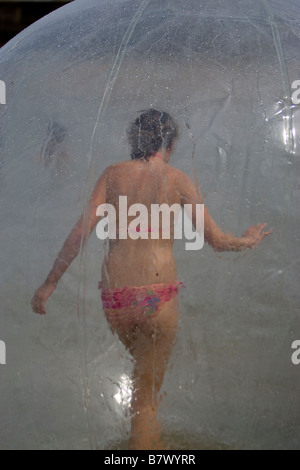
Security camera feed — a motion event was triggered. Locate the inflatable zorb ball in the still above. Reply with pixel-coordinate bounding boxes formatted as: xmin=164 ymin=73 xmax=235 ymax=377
xmin=0 ymin=0 xmax=299 ymax=450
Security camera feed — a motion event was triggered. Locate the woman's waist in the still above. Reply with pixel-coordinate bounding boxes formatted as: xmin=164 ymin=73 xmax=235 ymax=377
xmin=101 ymin=247 xmax=177 ymax=288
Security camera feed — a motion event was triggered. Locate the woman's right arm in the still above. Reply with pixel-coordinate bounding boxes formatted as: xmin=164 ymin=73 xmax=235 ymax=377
xmin=176 ymin=170 xmax=272 ymax=252
xmin=31 ymin=168 xmax=108 ymax=315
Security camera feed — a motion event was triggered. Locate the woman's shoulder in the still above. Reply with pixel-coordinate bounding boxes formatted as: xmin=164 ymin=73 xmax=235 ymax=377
xmin=103 ymin=160 xmax=191 ymax=182
xmin=103 ymin=160 xmax=131 ymax=176
xmin=167 ymin=165 xmax=193 ymax=184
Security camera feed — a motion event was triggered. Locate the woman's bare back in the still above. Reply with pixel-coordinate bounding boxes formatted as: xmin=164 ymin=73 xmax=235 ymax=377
xmin=101 ymin=157 xmax=182 ymax=289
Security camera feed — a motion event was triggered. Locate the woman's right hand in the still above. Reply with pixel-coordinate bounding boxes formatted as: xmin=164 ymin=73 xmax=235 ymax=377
xmin=31 ymin=282 xmax=56 ymax=315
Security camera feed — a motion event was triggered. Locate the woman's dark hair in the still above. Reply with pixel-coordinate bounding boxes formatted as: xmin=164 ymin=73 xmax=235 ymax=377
xmin=127 ymin=109 xmax=178 ymax=160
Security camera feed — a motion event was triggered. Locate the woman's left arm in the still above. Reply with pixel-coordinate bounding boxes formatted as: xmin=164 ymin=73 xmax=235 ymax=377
xmin=176 ymin=169 xmax=272 ymax=252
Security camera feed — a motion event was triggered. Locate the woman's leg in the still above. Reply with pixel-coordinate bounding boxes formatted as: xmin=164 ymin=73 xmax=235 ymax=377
xmin=128 ymin=298 xmax=179 ymax=450
xmin=105 ymin=298 xmax=179 ymax=450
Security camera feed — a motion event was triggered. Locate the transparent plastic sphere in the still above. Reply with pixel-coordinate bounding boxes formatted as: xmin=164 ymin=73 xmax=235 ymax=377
xmin=0 ymin=0 xmax=299 ymax=450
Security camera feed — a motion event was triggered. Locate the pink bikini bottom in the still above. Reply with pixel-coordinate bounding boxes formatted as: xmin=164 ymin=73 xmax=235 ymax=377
xmin=99 ymin=281 xmax=185 ymax=321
